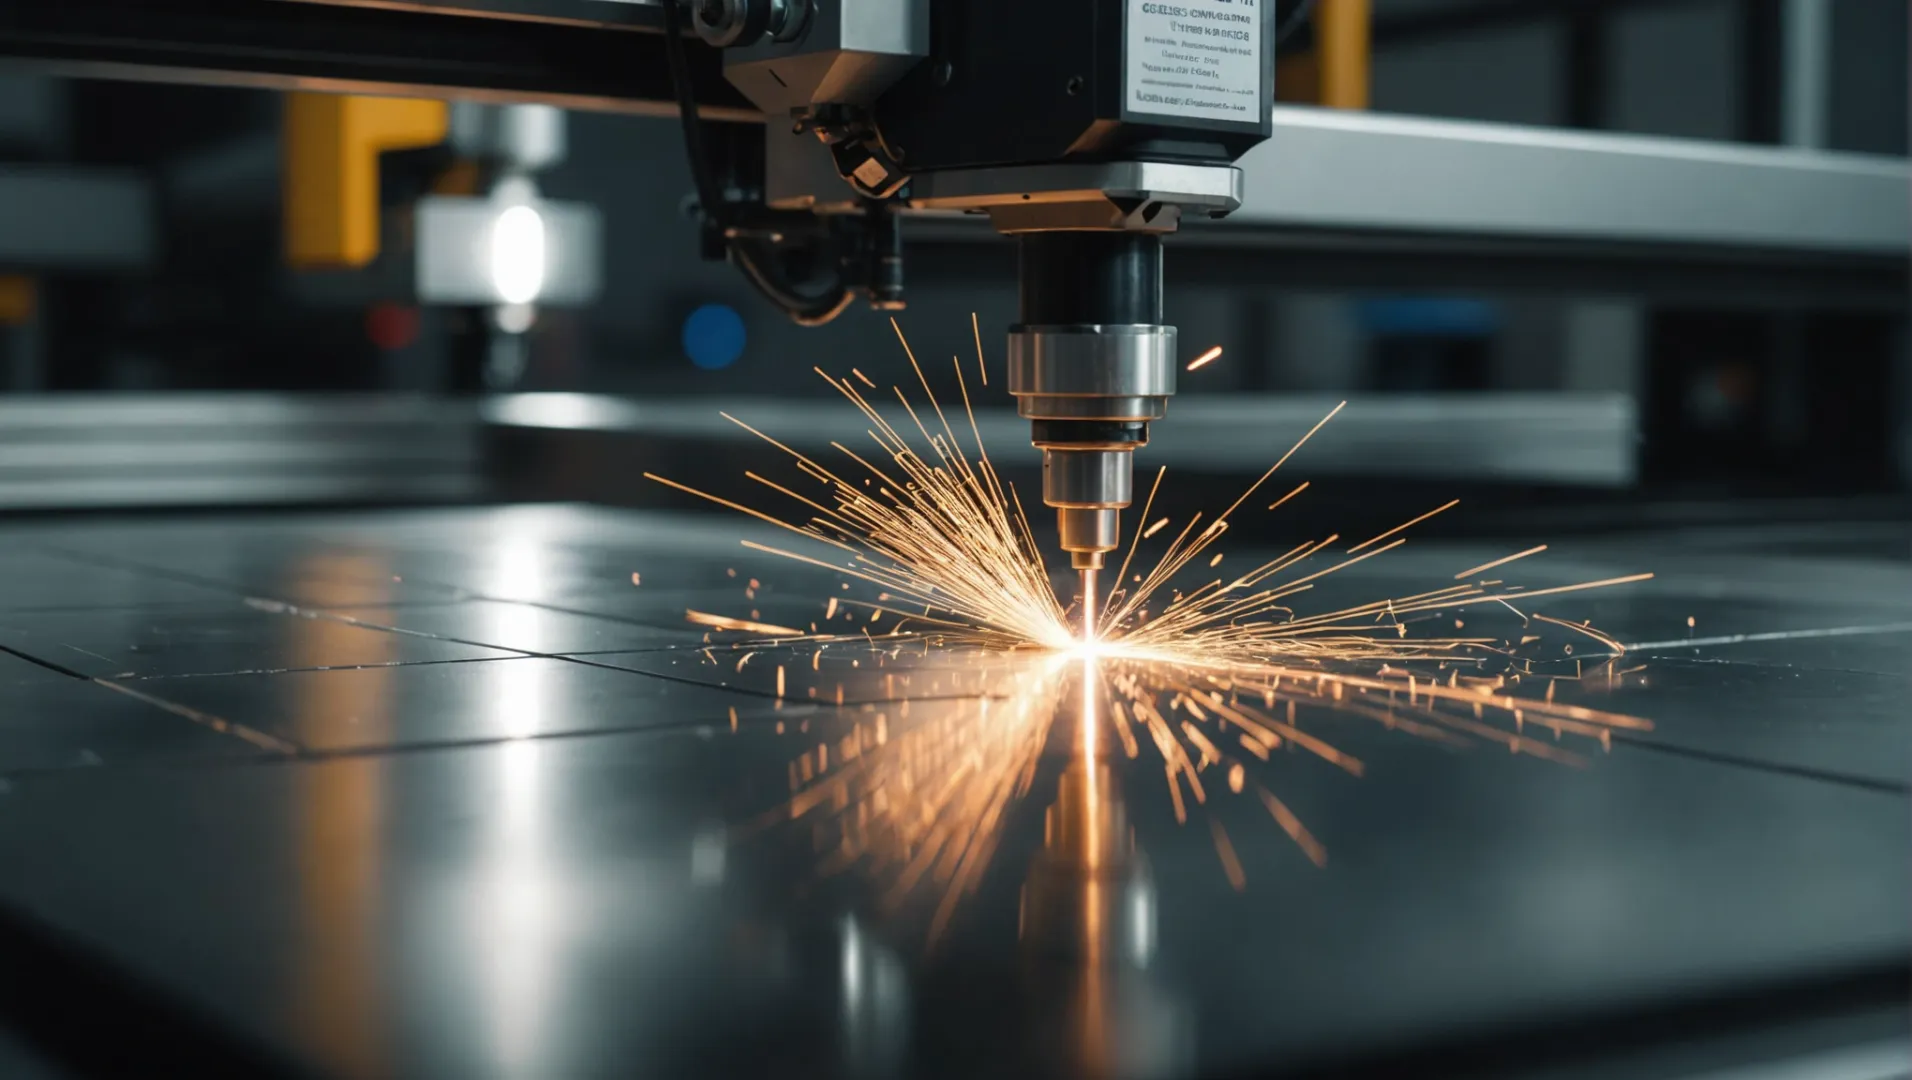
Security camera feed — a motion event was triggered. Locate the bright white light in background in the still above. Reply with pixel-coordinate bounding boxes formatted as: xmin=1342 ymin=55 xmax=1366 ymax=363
xmin=490 ymin=203 xmax=547 ymax=305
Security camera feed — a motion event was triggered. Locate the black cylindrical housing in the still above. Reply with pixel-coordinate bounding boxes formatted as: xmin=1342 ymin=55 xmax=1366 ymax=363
xmin=1018 ymin=232 xmax=1162 ymax=325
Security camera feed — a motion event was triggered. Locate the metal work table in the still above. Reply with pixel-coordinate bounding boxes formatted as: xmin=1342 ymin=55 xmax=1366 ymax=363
xmin=0 ymin=504 xmax=1906 ymax=1079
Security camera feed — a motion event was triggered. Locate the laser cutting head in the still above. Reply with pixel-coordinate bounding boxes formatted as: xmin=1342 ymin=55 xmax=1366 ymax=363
xmin=1008 ymin=232 xmax=1174 ymax=571
xmin=693 ymin=0 xmax=1268 ymax=573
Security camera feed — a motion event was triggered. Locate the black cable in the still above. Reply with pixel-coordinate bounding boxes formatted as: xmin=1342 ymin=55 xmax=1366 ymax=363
xmin=659 ymin=0 xmax=729 ymax=230
xmin=658 ymin=0 xmax=854 ymax=325
xmin=731 ymin=239 xmax=856 ymax=327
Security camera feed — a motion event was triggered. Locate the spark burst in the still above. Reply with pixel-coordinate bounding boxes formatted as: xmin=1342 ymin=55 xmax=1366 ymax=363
xmin=650 ymin=319 xmax=1656 ymax=933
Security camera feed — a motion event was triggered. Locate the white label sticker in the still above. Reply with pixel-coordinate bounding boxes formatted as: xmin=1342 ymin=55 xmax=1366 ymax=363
xmin=1126 ymin=0 xmax=1264 ymax=124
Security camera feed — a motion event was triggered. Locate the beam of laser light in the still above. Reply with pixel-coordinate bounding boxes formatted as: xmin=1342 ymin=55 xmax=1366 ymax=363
xmin=1081 ymin=569 xmax=1098 ymax=642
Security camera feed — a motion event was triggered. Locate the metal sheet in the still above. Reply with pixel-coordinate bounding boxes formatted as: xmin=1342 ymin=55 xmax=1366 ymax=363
xmin=0 ymin=504 xmax=1905 ymax=1078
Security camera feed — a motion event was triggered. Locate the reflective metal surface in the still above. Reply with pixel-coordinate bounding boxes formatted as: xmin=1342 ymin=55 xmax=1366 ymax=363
xmin=0 ymin=504 xmax=1905 ymax=1078
xmin=0 ymin=395 xmax=486 ymax=512
xmin=1007 ymin=326 xmax=1178 ymax=404
xmin=486 ymin=392 xmax=1641 ymax=487
xmin=1231 ymin=106 xmax=1908 ymax=255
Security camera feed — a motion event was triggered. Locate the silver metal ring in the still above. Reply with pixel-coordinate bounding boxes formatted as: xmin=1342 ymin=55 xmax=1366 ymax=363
xmin=1043 ymin=448 xmax=1133 ymax=508
xmin=1006 ymin=325 xmax=1177 ymax=402
xmin=1018 ymin=395 xmax=1167 ymax=424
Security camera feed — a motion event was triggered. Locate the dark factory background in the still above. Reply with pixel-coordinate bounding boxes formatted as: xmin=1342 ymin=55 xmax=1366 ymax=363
xmin=0 ymin=0 xmax=1905 ymax=519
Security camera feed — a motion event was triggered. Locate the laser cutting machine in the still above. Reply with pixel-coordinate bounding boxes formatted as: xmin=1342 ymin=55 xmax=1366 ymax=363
xmin=668 ymin=0 xmax=1276 ymax=582
xmin=0 ymin=0 xmax=1281 ymax=584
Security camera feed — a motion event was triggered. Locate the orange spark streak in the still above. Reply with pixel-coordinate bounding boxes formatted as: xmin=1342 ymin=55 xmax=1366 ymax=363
xmin=1266 ymin=481 xmax=1310 ymax=511
xmin=685 ymin=609 xmax=803 ymax=636
xmin=1453 ymin=544 xmax=1550 ymax=580
xmin=1209 ymin=819 xmax=1247 ymax=891
xmin=970 ymin=312 xmax=988 ymax=386
xmin=1258 ymin=787 xmax=1328 ymax=867
xmin=1349 ymin=499 xmax=1460 ymax=554
xmin=1186 ymin=345 xmax=1224 ymax=371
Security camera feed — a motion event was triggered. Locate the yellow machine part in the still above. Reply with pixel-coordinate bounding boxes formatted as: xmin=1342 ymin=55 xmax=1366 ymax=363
xmin=283 ymin=94 xmax=449 ymax=269
xmin=1316 ymin=0 xmax=1372 ymax=110
xmin=1275 ymin=0 xmax=1371 ymax=110
xmin=0 ymin=276 xmax=35 ymax=327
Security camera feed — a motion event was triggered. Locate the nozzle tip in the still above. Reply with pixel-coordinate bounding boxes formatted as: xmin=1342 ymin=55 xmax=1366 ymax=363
xmin=1056 ymin=507 xmax=1119 ymax=565
xmin=1070 ymin=550 xmax=1105 ymax=570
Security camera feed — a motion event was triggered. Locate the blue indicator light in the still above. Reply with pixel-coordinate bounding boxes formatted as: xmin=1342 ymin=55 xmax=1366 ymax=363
xmin=683 ymin=303 xmax=746 ymax=370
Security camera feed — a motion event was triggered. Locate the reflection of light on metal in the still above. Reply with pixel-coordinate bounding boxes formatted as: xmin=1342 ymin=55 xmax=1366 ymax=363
xmin=738 ymin=657 xmax=1066 ymax=947
xmin=841 ymin=915 xmax=863 ymax=1003
xmin=482 ymin=521 xmax=554 ymax=1069
xmin=490 ymin=203 xmax=546 ymax=305
xmin=685 ymin=609 xmax=803 ymax=637
xmin=837 ymin=917 xmax=910 ymax=1077
xmin=489 ymin=531 xmax=547 ymax=599
xmin=1020 ymin=762 xmax=1152 ymax=968
xmin=1126 ymin=881 xmax=1153 ymax=964
xmin=691 ymin=822 xmax=727 ymax=885
xmin=1019 ymin=672 xmax=1187 ymax=1079
xmin=290 ymin=554 xmax=391 ymax=1079
xmin=487 ymin=738 xmax=553 ymax=1072
xmin=1080 ymin=656 xmax=1104 ymax=973
xmin=487 ymin=535 xmax=548 ymax=740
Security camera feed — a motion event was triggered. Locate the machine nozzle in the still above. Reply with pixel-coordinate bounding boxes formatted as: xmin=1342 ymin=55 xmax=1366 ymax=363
xmin=1046 ymin=449 xmax=1131 ymax=570
xmin=1059 ymin=510 xmax=1116 ymax=570
xmin=1007 ymin=231 xmax=1174 ymax=575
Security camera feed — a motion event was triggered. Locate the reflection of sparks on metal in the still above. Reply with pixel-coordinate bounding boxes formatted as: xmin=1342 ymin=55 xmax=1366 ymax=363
xmin=658 ymin=320 xmax=1658 ymax=924
xmin=1078 ymin=655 xmax=1102 ymax=959
xmin=734 ymin=658 xmax=1069 ymax=945
xmin=1186 ymin=344 xmax=1223 ymax=371
xmin=684 ymin=609 xmax=803 ymax=637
